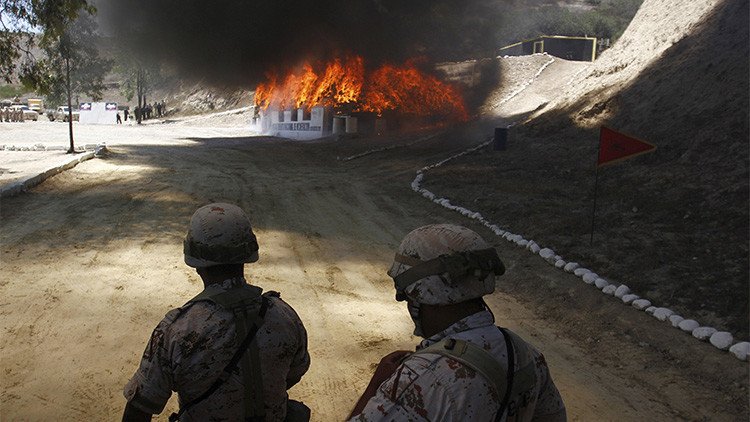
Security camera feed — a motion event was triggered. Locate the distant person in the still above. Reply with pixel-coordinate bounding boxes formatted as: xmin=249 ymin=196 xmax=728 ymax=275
xmin=116 ymin=112 xmax=122 ymax=124
xmin=349 ymin=224 xmax=567 ymax=422
xmin=156 ymin=102 xmax=162 ymax=117
xmin=124 ymin=108 xmax=129 ymax=121
xmin=122 ymin=203 xmax=311 ymax=422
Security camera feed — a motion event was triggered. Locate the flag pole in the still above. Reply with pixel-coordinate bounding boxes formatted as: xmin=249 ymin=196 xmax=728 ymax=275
xmin=590 ymin=127 xmax=603 ymax=246
xmin=590 ymin=166 xmax=600 ymax=246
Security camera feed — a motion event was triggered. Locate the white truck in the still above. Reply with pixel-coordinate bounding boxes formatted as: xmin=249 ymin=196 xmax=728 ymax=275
xmin=47 ymin=106 xmax=80 ymax=122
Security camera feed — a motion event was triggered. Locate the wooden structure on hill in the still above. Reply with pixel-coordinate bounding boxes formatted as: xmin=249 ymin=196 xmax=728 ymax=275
xmin=499 ymin=36 xmax=597 ymax=62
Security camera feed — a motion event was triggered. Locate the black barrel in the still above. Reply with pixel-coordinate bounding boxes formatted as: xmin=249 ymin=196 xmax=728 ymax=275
xmin=494 ymin=127 xmax=508 ymax=151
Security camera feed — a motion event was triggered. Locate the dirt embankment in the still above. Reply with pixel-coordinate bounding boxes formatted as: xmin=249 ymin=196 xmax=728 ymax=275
xmin=429 ymin=0 xmax=749 ymax=338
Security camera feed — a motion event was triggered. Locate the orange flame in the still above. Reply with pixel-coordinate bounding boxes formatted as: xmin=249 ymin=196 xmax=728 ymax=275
xmin=255 ymin=56 xmax=467 ymax=121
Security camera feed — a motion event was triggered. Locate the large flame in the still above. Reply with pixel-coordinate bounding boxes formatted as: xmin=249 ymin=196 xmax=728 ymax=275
xmin=255 ymin=56 xmax=468 ymax=121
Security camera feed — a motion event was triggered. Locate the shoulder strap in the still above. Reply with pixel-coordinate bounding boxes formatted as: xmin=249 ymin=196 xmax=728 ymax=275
xmin=170 ymin=286 xmax=268 ymax=422
xmin=496 ymin=327 xmax=538 ymax=421
xmin=496 ymin=328 xmax=515 ymax=421
xmin=414 ymin=336 xmax=510 ymax=399
xmin=412 ymin=327 xmax=538 ymax=422
xmin=502 ymin=329 xmax=537 ymax=399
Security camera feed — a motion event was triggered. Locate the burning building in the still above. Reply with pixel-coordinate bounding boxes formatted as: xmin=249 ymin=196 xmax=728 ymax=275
xmin=252 ymin=56 xmax=469 ymax=139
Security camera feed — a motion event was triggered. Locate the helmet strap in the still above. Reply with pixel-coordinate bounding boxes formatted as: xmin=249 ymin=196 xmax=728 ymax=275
xmin=393 ymin=248 xmax=505 ymax=299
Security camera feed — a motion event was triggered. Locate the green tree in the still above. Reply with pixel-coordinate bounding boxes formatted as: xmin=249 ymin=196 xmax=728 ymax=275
xmin=22 ymin=13 xmax=112 ymax=152
xmin=0 ymin=0 xmax=94 ymax=83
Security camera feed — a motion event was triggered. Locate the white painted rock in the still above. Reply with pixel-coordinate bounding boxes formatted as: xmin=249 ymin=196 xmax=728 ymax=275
xmin=602 ymin=285 xmax=617 ymax=295
xmin=652 ymin=308 xmax=674 ymax=321
xmin=554 ymin=259 xmax=566 ymax=269
xmin=692 ymin=327 xmax=717 ymax=341
xmin=614 ymin=285 xmax=630 ymax=298
xmin=582 ymin=273 xmax=598 ymax=284
xmin=539 ymin=248 xmax=555 ymax=259
xmin=529 ymin=244 xmax=541 ymax=254
xmin=621 ymin=294 xmax=639 ymax=304
xmin=669 ymin=315 xmax=684 ymax=327
xmin=678 ymin=319 xmax=700 ymax=333
xmin=564 ymin=262 xmax=579 ymax=273
xmin=709 ymin=332 xmax=734 ymax=350
xmin=729 ymin=342 xmax=750 ymax=361
xmin=632 ymin=299 xmax=652 ymax=310
xmin=594 ymin=278 xmax=609 ymax=289
xmin=517 ymin=240 xmax=529 ymax=247
xmin=574 ymin=268 xmax=591 ymax=277
xmin=645 ymin=306 xmax=657 ymax=315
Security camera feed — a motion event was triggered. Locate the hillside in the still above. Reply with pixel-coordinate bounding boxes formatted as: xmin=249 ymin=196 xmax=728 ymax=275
xmin=429 ymin=0 xmax=749 ymax=337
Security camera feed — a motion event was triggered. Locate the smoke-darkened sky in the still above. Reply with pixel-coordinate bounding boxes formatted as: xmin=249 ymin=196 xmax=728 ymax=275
xmin=98 ymin=0 xmax=512 ymax=87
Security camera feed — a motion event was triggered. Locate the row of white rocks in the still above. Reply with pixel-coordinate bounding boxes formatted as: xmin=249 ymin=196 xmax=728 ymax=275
xmin=490 ymin=54 xmax=556 ymax=111
xmin=411 ymin=148 xmax=749 ymax=361
xmin=407 ymin=57 xmax=748 ymax=361
xmin=1 ymin=143 xmax=99 ymax=152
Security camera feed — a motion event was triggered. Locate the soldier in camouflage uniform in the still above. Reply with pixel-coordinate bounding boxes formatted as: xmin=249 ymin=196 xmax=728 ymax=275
xmin=123 ymin=203 xmax=310 ymax=421
xmin=349 ymin=224 xmax=567 ymax=422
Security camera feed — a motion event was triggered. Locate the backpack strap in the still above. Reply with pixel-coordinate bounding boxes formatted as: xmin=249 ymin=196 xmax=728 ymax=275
xmin=412 ymin=326 xmax=538 ymax=421
xmin=496 ymin=328 xmax=515 ymax=421
xmin=169 ymin=285 xmax=268 ymax=422
xmin=502 ymin=329 xmax=537 ymax=401
xmin=415 ymin=336 xmax=510 ymax=400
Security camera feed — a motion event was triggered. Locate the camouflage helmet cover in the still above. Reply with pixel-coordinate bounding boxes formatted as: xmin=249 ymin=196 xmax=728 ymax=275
xmin=388 ymin=224 xmax=502 ymax=305
xmin=184 ymin=203 xmax=259 ymax=268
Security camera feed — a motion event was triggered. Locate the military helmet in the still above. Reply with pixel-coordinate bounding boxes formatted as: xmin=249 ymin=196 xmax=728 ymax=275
xmin=183 ymin=203 xmax=259 ymax=268
xmin=388 ymin=224 xmax=505 ymax=305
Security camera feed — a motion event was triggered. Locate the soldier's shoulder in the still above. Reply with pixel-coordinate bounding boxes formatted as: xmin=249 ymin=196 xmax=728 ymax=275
xmin=157 ymin=299 xmax=223 ymax=329
xmin=261 ymin=291 xmax=307 ymax=327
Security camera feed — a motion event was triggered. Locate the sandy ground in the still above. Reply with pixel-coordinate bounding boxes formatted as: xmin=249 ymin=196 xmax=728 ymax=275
xmin=1 ymin=109 xmax=747 ymax=421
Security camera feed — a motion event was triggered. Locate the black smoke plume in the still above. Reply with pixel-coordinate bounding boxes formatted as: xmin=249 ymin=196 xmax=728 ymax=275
xmin=99 ymin=0 xmax=508 ymax=88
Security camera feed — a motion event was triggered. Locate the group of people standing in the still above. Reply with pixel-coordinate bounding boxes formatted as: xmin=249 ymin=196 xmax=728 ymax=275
xmin=122 ymin=203 xmax=567 ymax=422
xmin=133 ymin=101 xmax=167 ymax=122
xmin=0 ymin=107 xmax=26 ymax=122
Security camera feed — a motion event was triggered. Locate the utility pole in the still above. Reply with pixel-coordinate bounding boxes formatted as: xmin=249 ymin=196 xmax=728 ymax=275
xmin=65 ymin=54 xmax=75 ymax=153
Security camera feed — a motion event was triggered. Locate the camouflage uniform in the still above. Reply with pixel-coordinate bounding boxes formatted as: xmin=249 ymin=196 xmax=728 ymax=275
xmin=349 ymin=310 xmax=565 ymax=421
xmin=351 ymin=224 xmax=566 ymax=421
xmin=124 ymin=277 xmax=310 ymax=421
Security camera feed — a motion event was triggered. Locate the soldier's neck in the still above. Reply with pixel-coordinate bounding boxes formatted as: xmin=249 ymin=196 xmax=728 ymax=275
xmin=197 ymin=264 xmax=245 ymax=286
xmin=420 ymin=299 xmax=485 ymax=338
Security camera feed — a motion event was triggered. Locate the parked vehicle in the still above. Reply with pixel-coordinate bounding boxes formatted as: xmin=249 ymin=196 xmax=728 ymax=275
xmin=10 ymin=105 xmax=39 ymax=121
xmin=47 ymin=106 xmax=80 ymax=122
xmin=27 ymin=98 xmax=44 ymax=113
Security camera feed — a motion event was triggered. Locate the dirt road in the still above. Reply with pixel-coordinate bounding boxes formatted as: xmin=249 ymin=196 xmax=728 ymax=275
xmin=0 ymin=118 xmax=746 ymax=421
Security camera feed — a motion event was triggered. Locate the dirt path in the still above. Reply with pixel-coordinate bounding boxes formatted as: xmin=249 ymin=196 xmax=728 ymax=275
xmin=1 ymin=122 xmax=746 ymax=421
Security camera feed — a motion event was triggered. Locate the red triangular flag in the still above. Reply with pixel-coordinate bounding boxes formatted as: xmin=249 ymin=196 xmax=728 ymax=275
xmin=597 ymin=126 xmax=656 ymax=167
